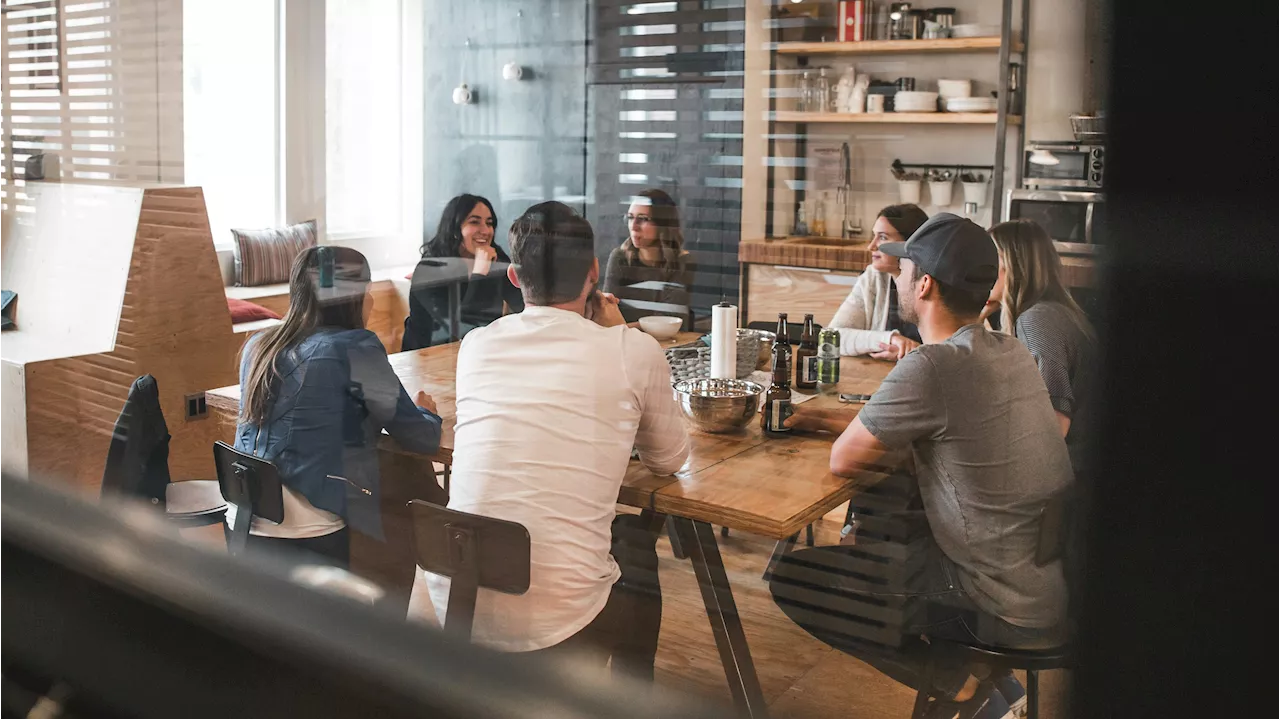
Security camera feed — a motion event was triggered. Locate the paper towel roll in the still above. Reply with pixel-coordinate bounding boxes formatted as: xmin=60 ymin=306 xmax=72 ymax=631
xmin=710 ymin=303 xmax=738 ymax=379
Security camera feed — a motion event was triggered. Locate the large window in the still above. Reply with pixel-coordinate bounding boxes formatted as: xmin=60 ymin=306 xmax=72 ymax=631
xmin=325 ymin=0 xmax=416 ymax=244
xmin=182 ymin=0 xmax=278 ymax=245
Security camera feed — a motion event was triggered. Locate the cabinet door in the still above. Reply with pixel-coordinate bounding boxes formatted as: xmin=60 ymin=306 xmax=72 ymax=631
xmin=746 ymin=265 xmax=860 ymax=326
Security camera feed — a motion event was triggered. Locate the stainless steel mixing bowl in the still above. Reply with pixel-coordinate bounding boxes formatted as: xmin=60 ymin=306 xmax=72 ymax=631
xmin=672 ymin=378 xmax=765 ymax=433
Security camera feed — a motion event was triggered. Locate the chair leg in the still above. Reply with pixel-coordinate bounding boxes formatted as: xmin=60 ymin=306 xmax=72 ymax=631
xmin=761 ymin=532 xmax=798 ymax=582
xmin=720 ymin=526 xmax=729 ymax=538
xmin=910 ymin=655 xmax=937 ymax=719
xmin=1026 ymin=670 xmax=1039 ymax=719
xmin=804 ymin=523 xmax=815 ymax=547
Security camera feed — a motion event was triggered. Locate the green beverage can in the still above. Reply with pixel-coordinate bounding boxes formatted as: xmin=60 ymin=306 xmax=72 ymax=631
xmin=817 ymin=328 xmax=841 ymax=392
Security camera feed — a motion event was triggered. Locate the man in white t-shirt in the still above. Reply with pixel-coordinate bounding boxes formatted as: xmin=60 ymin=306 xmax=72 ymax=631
xmin=420 ymin=201 xmax=690 ymax=679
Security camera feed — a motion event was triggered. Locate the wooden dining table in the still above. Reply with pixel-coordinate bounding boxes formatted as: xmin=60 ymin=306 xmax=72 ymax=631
xmin=204 ymin=331 xmax=895 ymax=718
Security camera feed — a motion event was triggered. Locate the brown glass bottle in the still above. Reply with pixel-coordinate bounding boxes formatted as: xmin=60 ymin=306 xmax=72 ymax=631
xmin=774 ymin=313 xmax=792 ymax=361
xmin=761 ymin=341 xmax=793 ymax=437
xmin=794 ymin=313 xmax=818 ymax=390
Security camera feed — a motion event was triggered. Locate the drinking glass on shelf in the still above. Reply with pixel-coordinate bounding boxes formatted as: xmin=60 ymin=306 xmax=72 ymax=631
xmin=797 ymin=71 xmax=814 ymax=112
xmin=815 ymin=67 xmax=832 ymax=114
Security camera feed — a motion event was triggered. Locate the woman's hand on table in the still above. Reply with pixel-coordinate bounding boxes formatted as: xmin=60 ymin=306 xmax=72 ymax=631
xmin=414 ymin=391 xmax=438 ymax=416
xmin=870 ymin=334 xmax=920 ymax=361
xmin=586 ymin=291 xmax=626 ymax=328
xmin=782 ymin=405 xmax=853 ymax=435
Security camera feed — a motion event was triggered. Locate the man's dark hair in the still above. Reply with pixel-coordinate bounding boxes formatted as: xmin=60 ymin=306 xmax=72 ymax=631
xmin=908 ymin=263 xmax=989 ymax=318
xmin=509 ymin=201 xmax=595 ymax=306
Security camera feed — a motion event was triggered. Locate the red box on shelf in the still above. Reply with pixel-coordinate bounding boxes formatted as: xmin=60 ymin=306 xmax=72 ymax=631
xmin=838 ymin=0 xmax=866 ymax=42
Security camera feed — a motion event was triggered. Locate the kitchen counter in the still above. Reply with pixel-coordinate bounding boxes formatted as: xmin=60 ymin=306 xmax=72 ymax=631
xmin=739 ymin=237 xmax=873 ymax=273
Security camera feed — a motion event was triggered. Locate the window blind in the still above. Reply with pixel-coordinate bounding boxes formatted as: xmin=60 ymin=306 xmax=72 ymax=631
xmin=2 ymin=0 xmax=183 ymax=213
xmin=591 ymin=0 xmax=746 ymax=319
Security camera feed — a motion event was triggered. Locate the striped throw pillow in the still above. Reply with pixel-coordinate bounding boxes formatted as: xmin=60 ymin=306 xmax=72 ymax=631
xmin=231 ymin=220 xmax=318 ymax=287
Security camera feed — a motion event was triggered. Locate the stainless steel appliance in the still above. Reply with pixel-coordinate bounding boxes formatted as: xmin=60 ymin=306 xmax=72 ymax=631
xmin=1022 ymin=140 xmax=1105 ymax=190
xmin=1005 ymin=188 xmax=1105 ymax=255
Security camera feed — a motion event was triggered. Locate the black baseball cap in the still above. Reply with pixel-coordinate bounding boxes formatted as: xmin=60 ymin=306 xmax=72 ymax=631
xmin=878 ymin=212 xmax=999 ymax=294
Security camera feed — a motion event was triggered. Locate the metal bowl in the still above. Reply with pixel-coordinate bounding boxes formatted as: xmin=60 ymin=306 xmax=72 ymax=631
xmin=738 ymin=328 xmax=776 ymax=370
xmin=673 ymin=378 xmax=765 ymax=433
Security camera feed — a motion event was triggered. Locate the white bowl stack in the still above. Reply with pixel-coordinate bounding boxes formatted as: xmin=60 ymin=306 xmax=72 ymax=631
xmin=944 ymin=96 xmax=999 ymax=113
xmin=894 ymin=90 xmax=939 ymax=113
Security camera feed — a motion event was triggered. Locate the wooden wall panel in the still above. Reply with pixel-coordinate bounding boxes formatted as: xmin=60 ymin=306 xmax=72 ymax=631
xmin=3 ymin=185 xmax=240 ymax=494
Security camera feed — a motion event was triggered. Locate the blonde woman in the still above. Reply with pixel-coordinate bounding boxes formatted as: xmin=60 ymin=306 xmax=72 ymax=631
xmin=987 ymin=219 xmax=1097 ymax=474
xmin=828 ymin=204 xmax=929 ymax=360
xmin=603 ymin=189 xmax=695 ymax=324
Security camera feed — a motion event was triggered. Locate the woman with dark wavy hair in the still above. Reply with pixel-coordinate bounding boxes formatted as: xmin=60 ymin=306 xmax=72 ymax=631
xmin=602 ymin=189 xmax=695 ymax=326
xmin=402 ymin=194 xmax=525 ymax=350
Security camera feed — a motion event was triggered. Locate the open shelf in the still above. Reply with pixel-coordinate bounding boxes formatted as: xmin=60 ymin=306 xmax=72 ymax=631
xmin=774 ymin=111 xmax=1020 ymax=125
xmin=776 ymin=37 xmax=1022 ymax=56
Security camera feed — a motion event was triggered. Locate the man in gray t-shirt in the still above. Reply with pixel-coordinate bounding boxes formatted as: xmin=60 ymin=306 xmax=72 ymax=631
xmin=769 ymin=214 xmax=1074 ymax=716
xmin=858 ymin=324 xmax=1073 ymax=627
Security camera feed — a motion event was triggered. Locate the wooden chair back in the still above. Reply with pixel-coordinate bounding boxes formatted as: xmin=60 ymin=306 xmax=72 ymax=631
xmin=408 ymin=499 xmax=530 ymax=641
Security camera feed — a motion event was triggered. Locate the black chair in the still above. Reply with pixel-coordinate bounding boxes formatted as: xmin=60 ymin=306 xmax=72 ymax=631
xmin=910 ymin=493 xmax=1073 ymax=719
xmin=100 ymin=375 xmax=226 ymax=527
xmin=408 ymin=499 xmax=530 ymax=641
xmin=212 ymin=441 xmax=284 ymax=556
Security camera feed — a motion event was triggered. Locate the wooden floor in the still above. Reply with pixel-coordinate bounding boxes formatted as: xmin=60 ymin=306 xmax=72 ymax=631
xmin=645 ymin=510 xmax=1072 ymax=719
xmin=184 ymin=505 xmax=1070 ymax=718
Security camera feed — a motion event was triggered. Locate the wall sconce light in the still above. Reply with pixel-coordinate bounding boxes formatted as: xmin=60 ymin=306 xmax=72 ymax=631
xmin=502 ymin=62 xmax=524 ymax=81
xmin=452 ymin=84 xmax=473 ymax=105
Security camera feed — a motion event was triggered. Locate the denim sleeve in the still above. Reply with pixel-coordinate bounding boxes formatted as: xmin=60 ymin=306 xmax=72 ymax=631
xmin=347 ymin=332 xmax=442 ymax=455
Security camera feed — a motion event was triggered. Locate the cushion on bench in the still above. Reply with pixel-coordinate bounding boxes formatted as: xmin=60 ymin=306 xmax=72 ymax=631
xmin=231 ymin=219 xmax=317 ymax=287
xmin=227 ymin=297 xmax=282 ymax=323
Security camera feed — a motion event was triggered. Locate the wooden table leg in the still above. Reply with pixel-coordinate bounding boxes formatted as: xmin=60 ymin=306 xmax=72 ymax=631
xmin=666 ymin=515 xmax=687 ymax=560
xmin=672 ymin=517 xmax=769 ymax=718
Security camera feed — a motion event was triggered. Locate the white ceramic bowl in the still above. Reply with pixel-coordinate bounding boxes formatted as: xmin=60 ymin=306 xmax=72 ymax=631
xmin=639 ymin=315 xmax=682 ymax=340
xmin=937 ymin=79 xmax=972 ymax=100
xmin=950 ymin=23 xmax=999 ymax=38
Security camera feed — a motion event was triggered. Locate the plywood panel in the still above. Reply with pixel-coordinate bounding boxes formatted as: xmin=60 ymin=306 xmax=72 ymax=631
xmin=746 ymin=264 xmax=861 ymax=327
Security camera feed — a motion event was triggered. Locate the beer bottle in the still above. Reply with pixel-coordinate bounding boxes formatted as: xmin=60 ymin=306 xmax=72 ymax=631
xmin=795 ymin=313 xmax=818 ymax=390
xmin=774 ymin=313 xmax=792 ymax=361
xmin=761 ymin=341 xmax=793 ymax=437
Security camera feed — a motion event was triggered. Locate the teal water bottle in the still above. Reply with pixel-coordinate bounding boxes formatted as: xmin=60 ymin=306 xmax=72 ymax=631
xmin=317 ymin=245 xmax=334 ymax=288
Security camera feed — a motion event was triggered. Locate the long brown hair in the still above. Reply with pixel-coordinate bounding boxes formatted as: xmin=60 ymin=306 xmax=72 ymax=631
xmin=239 ymin=246 xmax=372 ymax=424
xmin=989 ymin=219 xmax=1095 ymax=341
xmin=620 ymin=189 xmax=686 ymax=274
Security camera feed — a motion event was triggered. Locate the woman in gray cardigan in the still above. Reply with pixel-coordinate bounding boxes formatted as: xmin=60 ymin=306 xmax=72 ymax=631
xmin=828 ymin=204 xmax=929 ymax=359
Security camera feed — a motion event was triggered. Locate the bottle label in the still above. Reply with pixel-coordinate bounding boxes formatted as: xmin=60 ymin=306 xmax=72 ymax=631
xmin=803 ymin=355 xmax=818 ymax=383
xmin=768 ymin=399 xmax=793 ymax=432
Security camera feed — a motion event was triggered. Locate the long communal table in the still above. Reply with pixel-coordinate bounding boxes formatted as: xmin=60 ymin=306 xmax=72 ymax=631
xmin=206 ymin=331 xmax=893 ymax=718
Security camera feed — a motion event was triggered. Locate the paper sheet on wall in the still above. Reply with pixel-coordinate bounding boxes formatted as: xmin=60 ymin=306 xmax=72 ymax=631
xmin=810 ymin=143 xmax=845 ymax=193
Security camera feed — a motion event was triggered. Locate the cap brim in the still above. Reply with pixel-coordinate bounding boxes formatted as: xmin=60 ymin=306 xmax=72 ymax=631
xmin=878 ymin=241 xmax=909 ymax=258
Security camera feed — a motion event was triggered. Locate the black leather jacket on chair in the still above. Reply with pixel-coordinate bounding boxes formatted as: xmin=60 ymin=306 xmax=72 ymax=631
xmin=100 ymin=374 xmax=172 ymax=508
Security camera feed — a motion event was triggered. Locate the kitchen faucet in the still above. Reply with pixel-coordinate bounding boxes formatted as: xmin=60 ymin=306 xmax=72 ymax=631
xmin=838 ymin=141 xmax=862 ymax=238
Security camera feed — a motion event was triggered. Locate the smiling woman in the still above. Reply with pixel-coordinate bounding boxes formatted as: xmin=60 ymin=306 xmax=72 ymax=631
xmin=401 ymin=194 xmax=525 ymax=350
xmin=826 ymin=203 xmax=930 ymax=359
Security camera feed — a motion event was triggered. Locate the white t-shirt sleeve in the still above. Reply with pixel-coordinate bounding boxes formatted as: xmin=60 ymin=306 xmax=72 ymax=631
xmin=626 ymin=330 xmax=690 ymax=476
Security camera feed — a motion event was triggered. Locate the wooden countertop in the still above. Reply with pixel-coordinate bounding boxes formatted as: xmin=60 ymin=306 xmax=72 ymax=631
xmin=741 ymin=237 xmax=1099 ymax=288
xmin=739 ymin=237 xmax=873 ymax=273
